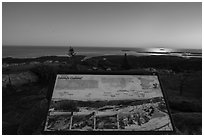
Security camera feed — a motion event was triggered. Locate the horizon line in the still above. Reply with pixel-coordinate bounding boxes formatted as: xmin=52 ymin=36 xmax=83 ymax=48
xmin=2 ymin=45 xmax=202 ymax=50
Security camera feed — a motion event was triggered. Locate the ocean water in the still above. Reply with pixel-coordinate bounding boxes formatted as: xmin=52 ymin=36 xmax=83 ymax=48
xmin=2 ymin=46 xmax=202 ymax=58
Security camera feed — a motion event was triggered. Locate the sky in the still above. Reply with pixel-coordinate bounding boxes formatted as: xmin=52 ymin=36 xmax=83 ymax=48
xmin=2 ymin=2 xmax=202 ymax=49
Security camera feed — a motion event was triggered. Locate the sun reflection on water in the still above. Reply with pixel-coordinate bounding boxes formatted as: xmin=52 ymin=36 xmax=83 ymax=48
xmin=145 ymin=48 xmax=174 ymax=53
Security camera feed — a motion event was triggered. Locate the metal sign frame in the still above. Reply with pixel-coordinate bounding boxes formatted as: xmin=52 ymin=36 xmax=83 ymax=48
xmin=43 ymin=71 xmax=175 ymax=135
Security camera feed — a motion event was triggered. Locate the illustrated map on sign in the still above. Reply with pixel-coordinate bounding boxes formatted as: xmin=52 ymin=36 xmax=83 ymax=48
xmin=44 ymin=74 xmax=174 ymax=132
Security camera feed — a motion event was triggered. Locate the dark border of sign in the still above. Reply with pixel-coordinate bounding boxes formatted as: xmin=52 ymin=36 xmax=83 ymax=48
xmin=42 ymin=71 xmax=176 ymax=135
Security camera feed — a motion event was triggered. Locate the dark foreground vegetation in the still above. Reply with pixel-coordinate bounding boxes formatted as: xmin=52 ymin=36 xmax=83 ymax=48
xmin=2 ymin=54 xmax=202 ymax=134
xmin=3 ymin=54 xmax=201 ymax=72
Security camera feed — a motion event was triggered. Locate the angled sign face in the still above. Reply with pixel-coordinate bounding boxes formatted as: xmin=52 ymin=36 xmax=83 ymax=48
xmin=44 ymin=74 xmax=174 ymax=133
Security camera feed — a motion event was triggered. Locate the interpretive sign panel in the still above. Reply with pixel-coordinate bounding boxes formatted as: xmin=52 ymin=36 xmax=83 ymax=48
xmin=44 ymin=74 xmax=174 ymax=133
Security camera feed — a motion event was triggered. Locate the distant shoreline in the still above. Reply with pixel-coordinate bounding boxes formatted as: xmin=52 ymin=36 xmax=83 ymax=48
xmin=3 ymin=46 xmax=202 ymax=59
xmin=2 ymin=51 xmax=202 ymax=61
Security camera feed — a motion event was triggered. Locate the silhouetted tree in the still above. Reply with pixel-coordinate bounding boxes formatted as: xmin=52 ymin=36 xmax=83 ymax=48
xmin=68 ymin=46 xmax=76 ymax=57
xmin=67 ymin=46 xmax=77 ymax=70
